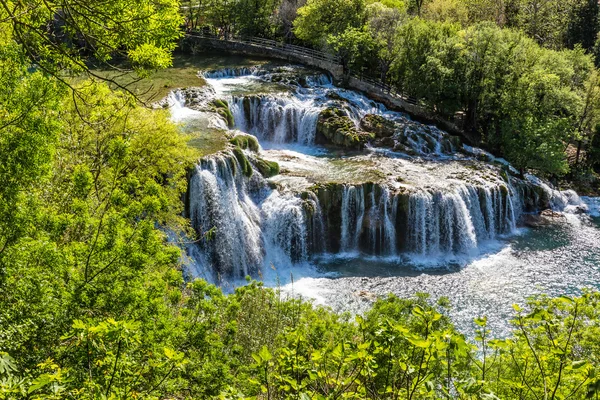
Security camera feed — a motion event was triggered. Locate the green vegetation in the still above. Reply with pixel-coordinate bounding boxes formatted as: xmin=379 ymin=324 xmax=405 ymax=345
xmin=317 ymin=108 xmax=375 ymax=148
xmin=233 ymin=146 xmax=255 ymax=176
xmin=4 ymin=270 xmax=600 ymax=399
xmin=184 ymin=0 xmax=600 ymax=183
xmin=187 ymin=129 xmax=231 ymax=156
xmin=84 ymin=55 xmax=208 ymax=102
xmin=212 ymin=99 xmax=236 ymax=128
xmin=4 ymin=0 xmax=600 ymax=398
xmin=231 ymin=134 xmax=261 ymax=152
xmin=255 ymin=157 xmax=281 ymax=177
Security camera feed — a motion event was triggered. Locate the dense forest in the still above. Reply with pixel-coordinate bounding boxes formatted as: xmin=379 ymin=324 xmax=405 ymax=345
xmin=2 ymin=0 xmax=600 ymax=399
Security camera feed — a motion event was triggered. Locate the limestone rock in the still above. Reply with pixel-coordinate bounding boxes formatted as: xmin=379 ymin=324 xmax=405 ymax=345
xmin=316 ymin=108 xmax=374 ymax=149
xmin=521 ymin=209 xmax=566 ymax=227
xmin=360 ymin=114 xmax=396 ymax=138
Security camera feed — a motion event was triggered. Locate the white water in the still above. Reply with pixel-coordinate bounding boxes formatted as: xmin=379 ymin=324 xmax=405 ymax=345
xmin=173 ymin=62 xmax=600 ymax=335
xmin=230 ymin=95 xmax=322 ymax=144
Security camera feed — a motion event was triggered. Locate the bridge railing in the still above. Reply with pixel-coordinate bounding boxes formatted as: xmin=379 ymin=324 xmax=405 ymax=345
xmin=185 ymin=30 xmax=433 ymax=111
xmin=348 ymin=72 xmax=419 ymax=106
xmin=185 ymin=31 xmax=341 ymax=64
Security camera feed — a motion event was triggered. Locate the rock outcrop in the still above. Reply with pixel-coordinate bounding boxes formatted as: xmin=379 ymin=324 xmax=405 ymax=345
xmin=316 ymin=108 xmax=374 ymax=149
xmin=360 ymin=114 xmax=396 ymax=138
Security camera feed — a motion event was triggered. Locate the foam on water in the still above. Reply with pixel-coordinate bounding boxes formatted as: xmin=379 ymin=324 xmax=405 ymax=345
xmin=171 ymin=62 xmax=600 ymax=336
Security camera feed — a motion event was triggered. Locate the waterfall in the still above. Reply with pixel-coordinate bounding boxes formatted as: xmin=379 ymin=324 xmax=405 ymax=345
xmin=179 ymin=64 xmax=593 ymax=280
xmin=262 ymin=192 xmax=309 ymax=265
xmin=188 ymin=152 xmax=314 ymax=279
xmin=167 ymin=91 xmax=201 ymax=121
xmin=406 ymin=184 xmax=517 ymax=256
xmin=304 ymin=191 xmax=326 ymax=254
xmin=341 ymin=186 xmax=366 ymax=252
xmin=229 ymin=95 xmax=321 ymax=144
xmin=202 ymin=66 xmax=260 ymax=78
xmin=189 ymin=168 xmax=525 ymax=273
xmin=370 ymin=188 xmax=397 ymax=255
xmin=305 ymin=73 xmax=333 ymax=87
xmin=188 ymin=155 xmax=264 ymax=279
xmin=524 ymin=174 xmax=588 ymax=211
xmin=340 ymin=186 xmax=396 ymax=255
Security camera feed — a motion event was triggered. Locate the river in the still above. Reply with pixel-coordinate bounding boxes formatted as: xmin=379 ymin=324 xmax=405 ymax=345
xmin=169 ymin=59 xmax=600 ymax=337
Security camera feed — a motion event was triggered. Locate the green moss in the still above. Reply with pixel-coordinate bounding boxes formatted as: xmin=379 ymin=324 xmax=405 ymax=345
xmin=211 ymin=99 xmax=235 ymax=128
xmin=230 ymin=134 xmax=260 ymax=152
xmin=186 ymin=129 xmax=230 ymax=157
xmin=254 ymin=158 xmax=280 ymax=178
xmin=316 ymin=108 xmax=374 ymax=149
xmin=232 ymin=147 xmax=253 ymax=177
xmin=500 ymin=168 xmax=509 ymax=183
xmin=360 ymin=114 xmax=396 ymax=138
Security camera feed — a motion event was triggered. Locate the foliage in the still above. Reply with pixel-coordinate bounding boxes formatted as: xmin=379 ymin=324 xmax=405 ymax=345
xmin=327 ymin=27 xmax=378 ymax=73
xmin=293 ymin=0 xmax=367 ymax=46
xmin=3 ymin=0 xmax=600 ymax=398
xmin=1 ymin=0 xmax=183 ymax=79
xmin=386 ymin=20 xmax=599 ymax=176
xmin=220 ymin=291 xmax=600 ymax=399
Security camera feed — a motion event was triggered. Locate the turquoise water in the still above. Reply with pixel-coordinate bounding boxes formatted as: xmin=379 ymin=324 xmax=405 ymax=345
xmin=274 ymin=213 xmax=600 ymax=337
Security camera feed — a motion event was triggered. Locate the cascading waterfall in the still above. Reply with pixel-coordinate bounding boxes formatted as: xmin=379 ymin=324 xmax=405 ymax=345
xmin=262 ymin=192 xmax=310 ymax=264
xmin=340 ymin=186 xmax=366 ymax=252
xmin=304 ymin=191 xmax=327 ymax=254
xmin=340 ymin=186 xmax=397 ymax=255
xmin=202 ymin=66 xmax=260 ymax=78
xmin=229 ymin=95 xmax=321 ymax=144
xmin=179 ymin=64 xmax=593 ymax=280
xmin=370 ymin=188 xmax=397 ymax=255
xmin=305 ymin=74 xmax=333 ymax=86
xmin=406 ymin=184 xmax=517 ymax=255
xmin=188 ymin=152 xmax=314 ymax=279
xmin=188 ymin=155 xmax=264 ymax=279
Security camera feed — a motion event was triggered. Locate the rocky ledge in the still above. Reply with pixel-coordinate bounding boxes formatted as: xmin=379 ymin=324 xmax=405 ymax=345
xmin=315 ymin=108 xmax=374 ymax=149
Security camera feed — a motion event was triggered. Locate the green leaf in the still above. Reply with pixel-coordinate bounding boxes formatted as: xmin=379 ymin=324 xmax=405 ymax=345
xmin=258 ymin=346 xmax=272 ymax=362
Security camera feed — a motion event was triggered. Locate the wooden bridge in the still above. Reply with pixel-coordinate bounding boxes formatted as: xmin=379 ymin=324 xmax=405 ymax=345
xmin=184 ymin=32 xmax=344 ymax=78
xmin=182 ymin=31 xmax=465 ymax=137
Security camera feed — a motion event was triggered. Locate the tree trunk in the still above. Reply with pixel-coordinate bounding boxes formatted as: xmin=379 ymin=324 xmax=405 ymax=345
xmin=574 ymin=140 xmax=582 ymax=171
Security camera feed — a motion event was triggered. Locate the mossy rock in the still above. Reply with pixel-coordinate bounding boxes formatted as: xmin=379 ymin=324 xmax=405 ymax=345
xmin=230 ymin=134 xmax=260 ymax=152
xmin=254 ymin=157 xmax=280 ymax=178
xmin=326 ymin=90 xmax=346 ymax=102
xmin=359 ymin=114 xmax=396 ymax=138
xmin=316 ymin=108 xmax=374 ymax=149
xmin=232 ymin=147 xmax=253 ymax=177
xmin=210 ymin=99 xmax=235 ymax=128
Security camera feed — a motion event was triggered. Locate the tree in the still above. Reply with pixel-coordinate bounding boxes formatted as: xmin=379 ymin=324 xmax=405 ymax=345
xmin=506 ymin=0 xmax=572 ymax=49
xmin=390 ymin=19 xmax=462 ymax=116
xmin=0 ymin=39 xmax=63 ymax=273
xmin=500 ymin=65 xmax=576 ymax=176
xmin=423 ymin=0 xmax=469 ymax=25
xmin=573 ymin=69 xmax=600 ymax=170
xmin=367 ymin=2 xmax=405 ymax=81
xmin=328 ymin=27 xmax=378 ymax=74
xmin=236 ymin=0 xmax=281 ymax=37
xmin=408 ymin=0 xmax=429 ymax=16
xmin=464 ymin=0 xmax=506 ymax=25
xmin=276 ymin=0 xmax=308 ymax=40
xmin=565 ymin=0 xmax=599 ymax=51
xmin=0 ymin=0 xmax=183 ymax=81
xmin=293 ymin=0 xmax=366 ymax=46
